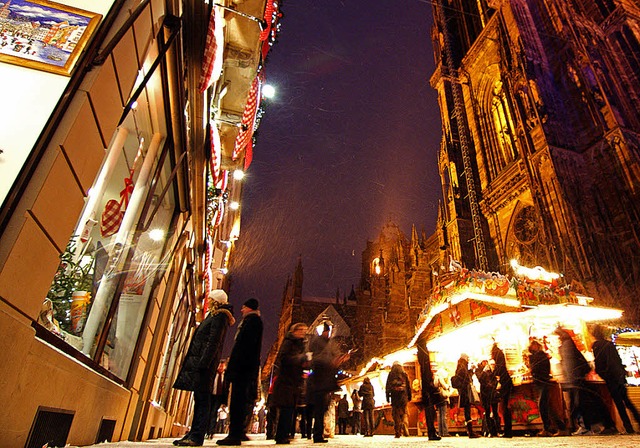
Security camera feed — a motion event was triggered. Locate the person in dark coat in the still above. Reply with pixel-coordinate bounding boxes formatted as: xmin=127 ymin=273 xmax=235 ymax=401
xmin=173 ymin=290 xmax=235 ymax=446
xmin=358 ymin=377 xmax=375 ymax=437
xmin=416 ymin=335 xmax=441 ymax=441
xmin=555 ymin=327 xmax=617 ymax=435
xmin=385 ymin=361 xmax=411 ymax=438
xmin=207 ymin=360 xmax=229 ymax=438
xmin=351 ymin=389 xmax=362 ymax=435
xmin=453 ymin=354 xmax=480 ymax=438
xmin=307 ymin=321 xmax=350 ymax=443
xmin=491 ymin=343 xmax=513 ymax=438
xmin=477 ymin=359 xmax=499 ymax=437
xmin=591 ymin=324 xmax=640 ymax=434
xmin=217 ymin=298 xmax=263 ymax=446
xmin=337 ymin=395 xmax=349 ymax=435
xmin=528 ymin=339 xmax=567 ymax=437
xmin=271 ymin=322 xmax=310 ymax=444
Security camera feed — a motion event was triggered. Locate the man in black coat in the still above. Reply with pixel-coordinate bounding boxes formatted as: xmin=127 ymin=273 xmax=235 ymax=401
xmin=592 ymin=324 xmax=640 ymax=434
xmin=173 ymin=290 xmax=236 ymax=446
xmin=217 ymin=298 xmax=263 ymax=446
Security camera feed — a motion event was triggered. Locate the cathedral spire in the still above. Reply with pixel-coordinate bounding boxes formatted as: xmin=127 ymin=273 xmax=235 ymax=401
xmin=293 ymin=255 xmax=303 ymax=300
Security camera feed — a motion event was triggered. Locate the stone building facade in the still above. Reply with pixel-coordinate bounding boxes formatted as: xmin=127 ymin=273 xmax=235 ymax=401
xmin=430 ymin=0 xmax=640 ymax=319
xmin=265 ymin=0 xmax=640 ymax=376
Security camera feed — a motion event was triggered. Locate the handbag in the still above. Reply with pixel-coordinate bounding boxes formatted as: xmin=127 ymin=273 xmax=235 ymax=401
xmin=468 ymin=383 xmax=481 ymax=405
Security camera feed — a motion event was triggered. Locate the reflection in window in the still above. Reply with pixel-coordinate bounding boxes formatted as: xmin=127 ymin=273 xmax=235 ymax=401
xmin=41 ymin=106 xmax=176 ymax=379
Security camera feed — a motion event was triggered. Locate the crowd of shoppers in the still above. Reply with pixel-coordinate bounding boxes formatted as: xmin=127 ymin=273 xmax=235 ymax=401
xmin=172 ymin=294 xmax=637 ymax=447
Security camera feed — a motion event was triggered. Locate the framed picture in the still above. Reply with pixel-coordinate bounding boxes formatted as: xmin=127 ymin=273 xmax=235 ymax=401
xmin=0 ymin=0 xmax=101 ymax=76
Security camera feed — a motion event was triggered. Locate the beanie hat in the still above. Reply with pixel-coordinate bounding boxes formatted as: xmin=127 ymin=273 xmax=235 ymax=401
xmin=208 ymin=289 xmax=228 ymax=304
xmin=243 ymin=298 xmax=259 ymax=310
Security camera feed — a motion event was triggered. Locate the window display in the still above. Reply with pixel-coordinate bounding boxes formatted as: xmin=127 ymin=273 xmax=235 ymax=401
xmin=39 ymin=101 xmax=178 ymax=380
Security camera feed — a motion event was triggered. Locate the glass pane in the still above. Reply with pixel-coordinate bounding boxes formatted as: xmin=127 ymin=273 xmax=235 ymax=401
xmin=40 ymin=97 xmax=176 ymax=379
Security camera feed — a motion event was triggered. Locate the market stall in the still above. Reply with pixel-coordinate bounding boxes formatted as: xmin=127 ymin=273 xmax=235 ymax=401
xmin=342 ymin=262 xmax=628 ymax=436
xmin=409 ymin=262 xmax=625 ymax=434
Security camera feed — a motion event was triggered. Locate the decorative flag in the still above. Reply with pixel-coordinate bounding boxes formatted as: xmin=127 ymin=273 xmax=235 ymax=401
xmin=209 ymin=122 xmax=222 ymax=184
xmin=260 ymin=0 xmax=282 ymax=59
xmin=215 ymin=170 xmax=229 ymax=192
xmin=232 ymin=74 xmax=262 ymax=169
xmin=198 ymin=6 xmax=225 ymax=93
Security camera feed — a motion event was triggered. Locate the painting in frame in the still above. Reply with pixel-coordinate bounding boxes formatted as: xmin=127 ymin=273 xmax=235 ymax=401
xmin=0 ymin=0 xmax=101 ymax=76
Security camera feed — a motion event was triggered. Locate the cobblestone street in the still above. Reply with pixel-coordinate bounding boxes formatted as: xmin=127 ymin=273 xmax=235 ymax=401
xmin=74 ymin=433 xmax=640 ymax=448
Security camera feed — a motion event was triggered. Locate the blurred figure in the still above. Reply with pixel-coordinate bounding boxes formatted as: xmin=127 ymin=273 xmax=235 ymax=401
xmin=217 ymin=405 xmax=229 ymax=434
xmin=477 ymin=359 xmax=499 ymax=437
xmin=351 ymin=389 xmax=362 ymax=435
xmin=307 ymin=322 xmax=350 ymax=443
xmin=591 ymin=325 xmax=639 ymax=434
xmin=491 ymin=343 xmax=513 ymax=438
xmin=207 ymin=361 xmax=229 ymax=438
xmin=271 ymin=322 xmax=309 ymax=444
xmin=528 ymin=339 xmax=568 ymax=437
xmin=359 ymin=377 xmax=376 ymax=437
xmin=555 ymin=327 xmax=617 ymax=435
xmin=452 ymin=354 xmax=480 ymax=438
xmin=385 ymin=361 xmax=411 ymax=438
xmin=337 ymin=395 xmax=349 ymax=434
xmin=416 ymin=335 xmax=442 ymax=441
xmin=433 ymin=367 xmax=451 ymax=437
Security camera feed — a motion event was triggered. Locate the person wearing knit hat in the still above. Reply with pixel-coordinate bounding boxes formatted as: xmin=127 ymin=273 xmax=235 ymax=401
xmin=218 ymin=297 xmax=263 ymax=446
xmin=210 ymin=289 xmax=228 ymax=304
xmin=173 ymin=290 xmax=235 ymax=446
xmin=242 ymin=298 xmax=259 ymax=311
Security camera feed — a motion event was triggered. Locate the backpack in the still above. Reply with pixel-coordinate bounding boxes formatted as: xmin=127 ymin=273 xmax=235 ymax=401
xmin=450 ymin=374 xmax=463 ymax=389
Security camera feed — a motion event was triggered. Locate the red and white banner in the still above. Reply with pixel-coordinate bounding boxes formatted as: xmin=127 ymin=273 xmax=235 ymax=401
xmin=232 ymin=74 xmax=262 ymax=169
xmin=198 ymin=6 xmax=224 ymax=93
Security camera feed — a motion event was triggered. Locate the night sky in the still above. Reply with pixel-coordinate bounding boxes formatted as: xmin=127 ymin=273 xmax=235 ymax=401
xmin=227 ymin=0 xmax=443 ymax=353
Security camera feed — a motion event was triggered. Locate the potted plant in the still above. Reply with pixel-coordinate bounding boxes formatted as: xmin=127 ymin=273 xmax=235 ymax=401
xmin=46 ymin=236 xmax=94 ymax=334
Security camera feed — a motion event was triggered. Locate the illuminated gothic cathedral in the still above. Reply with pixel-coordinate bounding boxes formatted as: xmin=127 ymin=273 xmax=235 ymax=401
xmin=265 ymin=0 xmax=640 ymax=373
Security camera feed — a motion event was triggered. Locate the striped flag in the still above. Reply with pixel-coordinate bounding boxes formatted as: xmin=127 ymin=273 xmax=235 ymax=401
xmin=232 ymin=74 xmax=262 ymax=169
xmin=198 ymin=6 xmax=224 ymax=93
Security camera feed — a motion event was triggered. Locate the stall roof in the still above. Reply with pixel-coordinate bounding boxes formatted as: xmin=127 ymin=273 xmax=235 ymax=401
xmin=616 ymin=331 xmax=640 ymax=346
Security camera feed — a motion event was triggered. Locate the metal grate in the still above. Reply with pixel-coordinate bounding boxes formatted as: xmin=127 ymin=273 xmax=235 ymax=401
xmin=95 ymin=418 xmax=116 ymax=443
xmin=25 ymin=406 xmax=74 ymax=448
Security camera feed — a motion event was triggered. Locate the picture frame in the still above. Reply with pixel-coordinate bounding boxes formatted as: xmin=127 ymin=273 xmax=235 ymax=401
xmin=0 ymin=0 xmax=102 ymax=76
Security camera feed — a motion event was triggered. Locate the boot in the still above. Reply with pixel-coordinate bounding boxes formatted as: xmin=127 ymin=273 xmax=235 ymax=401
xmin=467 ymin=422 xmax=480 ymax=439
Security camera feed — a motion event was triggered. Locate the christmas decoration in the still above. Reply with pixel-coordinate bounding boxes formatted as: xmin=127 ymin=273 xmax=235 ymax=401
xmin=46 ymin=236 xmax=94 ymax=334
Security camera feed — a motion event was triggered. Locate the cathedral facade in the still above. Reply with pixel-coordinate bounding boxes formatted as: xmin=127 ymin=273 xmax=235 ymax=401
xmin=264 ymin=0 xmax=640 ymax=377
xmin=431 ymin=0 xmax=640 ymax=319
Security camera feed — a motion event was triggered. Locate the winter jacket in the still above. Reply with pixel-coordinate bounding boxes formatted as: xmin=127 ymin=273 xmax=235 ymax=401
xmin=478 ymin=365 xmax=498 ymax=403
xmin=417 ymin=343 xmax=443 ymax=406
xmin=491 ymin=344 xmax=513 ymax=391
xmin=173 ymin=305 xmax=235 ymax=391
xmin=226 ymin=310 xmax=263 ymax=385
xmin=592 ymin=338 xmax=627 ymax=385
xmin=529 ymin=349 xmax=553 ymax=384
xmin=271 ymin=331 xmax=308 ymax=408
xmin=385 ymin=364 xmax=411 ymax=407
xmin=307 ymin=334 xmax=341 ymax=394
xmin=359 ymin=379 xmax=375 ymax=410
xmin=454 ymin=358 xmax=473 ymax=407
xmin=558 ymin=333 xmax=590 ymax=387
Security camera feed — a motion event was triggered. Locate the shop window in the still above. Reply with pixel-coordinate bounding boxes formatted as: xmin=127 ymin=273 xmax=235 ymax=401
xmin=39 ymin=101 xmax=178 ymax=380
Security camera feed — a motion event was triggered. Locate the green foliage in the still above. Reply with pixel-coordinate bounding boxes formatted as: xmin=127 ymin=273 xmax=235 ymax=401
xmin=46 ymin=236 xmax=94 ymax=333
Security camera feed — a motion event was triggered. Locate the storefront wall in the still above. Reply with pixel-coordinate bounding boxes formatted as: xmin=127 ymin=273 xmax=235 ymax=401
xmin=0 ymin=1 xmax=196 ymax=445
